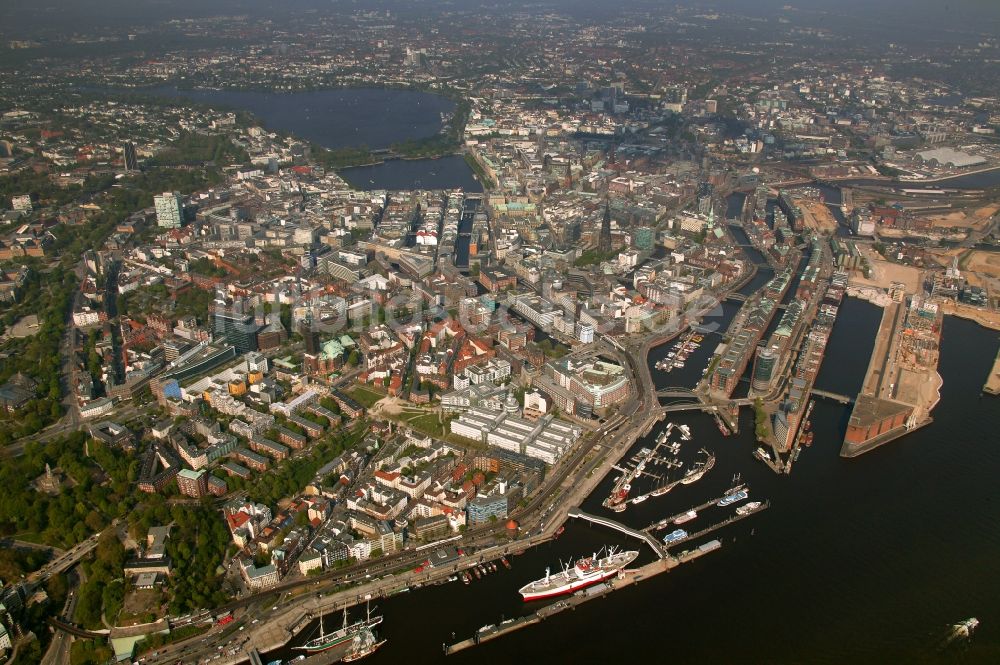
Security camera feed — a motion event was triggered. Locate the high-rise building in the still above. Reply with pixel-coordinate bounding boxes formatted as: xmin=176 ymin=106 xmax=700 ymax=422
xmin=123 ymin=141 xmax=138 ymax=171
xmin=177 ymin=468 xmax=208 ymax=498
xmin=154 ymin=192 xmax=184 ymax=228
xmin=214 ymin=310 xmax=259 ymax=353
xmin=598 ymin=199 xmax=612 ymax=254
xmin=752 ymin=346 xmax=778 ymax=392
xmin=634 ymin=226 xmax=655 ymax=251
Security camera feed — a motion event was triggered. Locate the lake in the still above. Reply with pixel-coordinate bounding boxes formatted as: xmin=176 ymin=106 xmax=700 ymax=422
xmin=136 ymin=85 xmax=480 ymax=190
xmin=141 ymin=86 xmax=456 ymax=152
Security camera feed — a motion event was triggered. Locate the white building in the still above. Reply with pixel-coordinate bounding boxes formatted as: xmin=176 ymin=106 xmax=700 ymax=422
xmin=11 ymin=195 xmax=32 ymax=213
xmin=154 ymin=192 xmax=184 ymax=228
xmin=451 ymin=408 xmax=580 ymax=465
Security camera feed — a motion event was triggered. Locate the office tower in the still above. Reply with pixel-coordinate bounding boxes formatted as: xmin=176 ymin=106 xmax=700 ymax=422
xmin=123 ymin=141 xmax=138 ymax=171
xmin=214 ymin=309 xmax=259 ymax=353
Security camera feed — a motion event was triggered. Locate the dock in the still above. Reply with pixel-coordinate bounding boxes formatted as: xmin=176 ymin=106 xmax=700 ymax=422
xmin=445 ymin=481 xmax=769 ymax=657
xmin=248 ymin=644 xmax=350 ymax=665
xmin=662 ymin=500 xmax=769 ymax=550
xmin=444 ymin=527 xmax=741 ymax=656
xmin=601 ymin=423 xmax=708 ymax=511
xmin=644 ymin=487 xmax=747 ymax=532
xmin=444 ymin=558 xmax=679 ymax=656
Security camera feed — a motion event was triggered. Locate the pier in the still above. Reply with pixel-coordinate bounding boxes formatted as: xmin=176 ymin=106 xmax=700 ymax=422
xmin=446 ymin=498 xmax=770 ymax=657
xmin=566 ymin=507 xmax=664 ymax=557
xmin=984 ymin=347 xmax=1000 ymax=395
xmin=444 ymin=557 xmax=683 ymax=656
xmin=662 ymin=501 xmax=769 ymax=549
xmin=809 ymin=388 xmax=853 ymax=405
xmin=644 ymin=488 xmax=749 ymax=532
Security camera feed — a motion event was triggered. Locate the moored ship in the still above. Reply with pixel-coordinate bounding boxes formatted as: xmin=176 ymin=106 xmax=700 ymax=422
xmin=519 ymin=548 xmax=638 ymax=602
xmin=673 ymin=509 xmax=698 ymax=524
xmin=663 ymin=528 xmax=688 ymax=544
xmin=718 ymin=488 xmax=749 ymax=507
xmin=296 ymin=605 xmax=382 ymax=654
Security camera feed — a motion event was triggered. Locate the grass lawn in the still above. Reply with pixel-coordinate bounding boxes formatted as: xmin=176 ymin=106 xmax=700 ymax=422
xmin=347 ymin=385 xmax=386 ymax=409
xmin=396 ymin=409 xmax=482 ymax=448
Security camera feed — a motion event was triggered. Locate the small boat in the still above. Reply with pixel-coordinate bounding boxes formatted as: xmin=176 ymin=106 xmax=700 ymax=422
xmin=663 ymin=529 xmax=688 ymax=545
xmin=489 ymin=562 xmax=497 ymax=573
xmin=501 ymin=556 xmax=511 ymax=569
xmin=673 ymin=510 xmax=697 ymax=525
xmin=938 ymin=617 xmax=979 ymax=650
xmin=736 ymin=501 xmax=762 ymax=516
xmin=555 ymin=526 xmax=565 ymax=538
xmin=472 ymin=567 xmax=481 ymax=579
xmin=631 ymin=495 xmax=647 ymax=505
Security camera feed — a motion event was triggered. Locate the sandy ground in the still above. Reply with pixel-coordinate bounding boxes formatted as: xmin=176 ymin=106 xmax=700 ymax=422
xmin=1 ymin=314 xmax=40 ymax=341
xmin=371 ymin=396 xmax=408 ymax=416
xmin=985 ymin=351 xmax=1000 ymax=394
xmin=849 ymin=245 xmax=923 ymax=293
xmin=878 ymin=227 xmax=968 ymax=241
xmin=924 ymin=247 xmax=964 ymax=269
xmin=964 ymin=250 xmax=1000 ymax=279
xmin=895 ymin=366 xmax=942 ymax=421
xmin=919 ymin=203 xmax=998 ymax=230
xmin=797 ymin=199 xmax=839 ymax=234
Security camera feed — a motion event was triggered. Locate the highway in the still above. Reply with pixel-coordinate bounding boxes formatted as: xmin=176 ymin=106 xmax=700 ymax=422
xmin=27 ymin=521 xmax=118 ymax=585
xmin=40 ymin=570 xmax=83 ymax=665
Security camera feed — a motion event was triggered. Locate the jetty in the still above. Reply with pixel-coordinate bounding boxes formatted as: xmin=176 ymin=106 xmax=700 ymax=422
xmin=566 ymin=508 xmax=664 ymax=557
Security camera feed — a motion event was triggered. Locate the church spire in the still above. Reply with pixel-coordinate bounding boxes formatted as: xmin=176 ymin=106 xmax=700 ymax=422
xmin=598 ymin=198 xmax=613 ymax=254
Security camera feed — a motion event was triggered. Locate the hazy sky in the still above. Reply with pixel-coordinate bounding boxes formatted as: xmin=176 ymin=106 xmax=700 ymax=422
xmin=1 ymin=0 xmax=998 ymax=37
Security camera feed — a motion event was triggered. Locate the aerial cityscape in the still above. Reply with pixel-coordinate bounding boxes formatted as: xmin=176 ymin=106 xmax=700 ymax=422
xmin=0 ymin=0 xmax=998 ymax=663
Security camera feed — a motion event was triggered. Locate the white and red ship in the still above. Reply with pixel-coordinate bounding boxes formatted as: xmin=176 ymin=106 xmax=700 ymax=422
xmin=518 ymin=548 xmax=638 ymax=602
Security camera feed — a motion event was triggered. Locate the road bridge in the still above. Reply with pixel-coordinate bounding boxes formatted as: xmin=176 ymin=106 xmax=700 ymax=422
xmin=655 ymin=387 xmax=699 ymax=398
xmin=47 ymin=617 xmax=109 ymax=638
xmin=567 ymin=507 xmax=664 ymax=558
xmin=660 ymin=403 xmax=718 ymax=413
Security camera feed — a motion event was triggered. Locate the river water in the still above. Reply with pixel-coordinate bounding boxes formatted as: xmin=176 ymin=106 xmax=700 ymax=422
xmin=339 ymin=156 xmax=482 ymax=192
